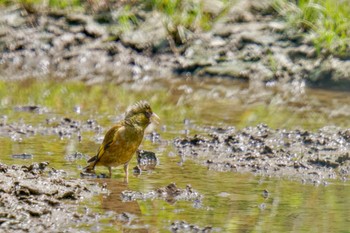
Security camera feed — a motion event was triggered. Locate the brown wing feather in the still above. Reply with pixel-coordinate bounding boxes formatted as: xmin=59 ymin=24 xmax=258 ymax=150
xmin=89 ymin=122 xmax=125 ymax=166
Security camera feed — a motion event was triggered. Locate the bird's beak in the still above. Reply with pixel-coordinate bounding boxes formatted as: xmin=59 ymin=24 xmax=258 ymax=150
xmin=151 ymin=113 xmax=160 ymax=125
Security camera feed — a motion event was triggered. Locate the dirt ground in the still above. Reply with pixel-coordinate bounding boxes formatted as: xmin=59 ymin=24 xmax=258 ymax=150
xmin=0 ymin=162 xmax=106 ymax=232
xmin=1 ymin=1 xmax=349 ymax=89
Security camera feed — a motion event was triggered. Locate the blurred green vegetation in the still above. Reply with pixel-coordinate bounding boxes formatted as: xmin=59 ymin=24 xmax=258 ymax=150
xmin=143 ymin=0 xmax=215 ymax=44
xmin=0 ymin=0 xmax=82 ymax=9
xmin=275 ymin=0 xmax=350 ymax=57
xmin=116 ymin=4 xmax=139 ymax=30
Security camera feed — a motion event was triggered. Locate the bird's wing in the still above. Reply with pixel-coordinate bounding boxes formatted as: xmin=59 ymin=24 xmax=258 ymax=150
xmin=88 ymin=123 xmax=125 ymax=165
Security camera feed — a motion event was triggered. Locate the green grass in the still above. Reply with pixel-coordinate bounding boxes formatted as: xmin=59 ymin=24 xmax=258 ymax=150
xmin=0 ymin=0 xmax=83 ymax=9
xmin=116 ymin=4 xmax=140 ymax=31
xmin=275 ymin=0 xmax=350 ymax=57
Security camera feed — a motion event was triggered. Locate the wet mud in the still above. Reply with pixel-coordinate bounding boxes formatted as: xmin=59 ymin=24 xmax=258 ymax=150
xmin=174 ymin=124 xmax=350 ymax=184
xmin=0 ymin=112 xmax=101 ymax=142
xmin=1 ymin=97 xmax=350 ymax=231
xmin=85 ymin=180 xmax=204 ymax=231
xmin=133 ymin=149 xmax=159 ymax=175
xmin=121 ymin=183 xmax=202 ymax=206
xmin=3 ymin=112 xmax=350 ymax=185
xmin=0 ymin=162 xmax=106 ymax=232
xmin=170 ymin=220 xmax=214 ymax=233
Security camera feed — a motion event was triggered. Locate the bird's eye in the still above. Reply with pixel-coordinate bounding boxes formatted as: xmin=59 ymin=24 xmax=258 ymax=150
xmin=145 ymin=111 xmax=152 ymax=118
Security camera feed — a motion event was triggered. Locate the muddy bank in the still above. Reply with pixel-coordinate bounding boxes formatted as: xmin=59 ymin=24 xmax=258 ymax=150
xmin=170 ymin=220 xmax=214 ymax=233
xmin=0 ymin=112 xmax=102 ymax=142
xmin=3 ymin=106 xmax=350 ymax=185
xmin=1 ymin=0 xmax=349 ymax=88
xmin=174 ymin=124 xmax=350 ymax=184
xmin=0 ymin=162 xmax=106 ymax=232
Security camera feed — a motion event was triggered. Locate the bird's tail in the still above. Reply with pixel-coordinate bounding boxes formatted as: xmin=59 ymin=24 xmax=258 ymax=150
xmin=83 ymin=156 xmax=97 ymax=173
xmin=83 ymin=163 xmax=95 ymax=173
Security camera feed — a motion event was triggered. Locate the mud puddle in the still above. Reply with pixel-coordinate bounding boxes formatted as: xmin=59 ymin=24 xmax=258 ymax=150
xmin=174 ymin=124 xmax=350 ymax=184
xmin=1 ymin=79 xmax=350 ymax=232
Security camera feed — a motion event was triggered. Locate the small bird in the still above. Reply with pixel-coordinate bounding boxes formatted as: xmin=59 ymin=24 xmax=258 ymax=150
xmin=83 ymin=101 xmax=160 ymax=182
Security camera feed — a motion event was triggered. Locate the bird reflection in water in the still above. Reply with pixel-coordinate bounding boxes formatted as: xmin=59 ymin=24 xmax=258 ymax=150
xmin=93 ymin=151 xmax=159 ymax=232
xmin=94 ymin=178 xmax=148 ymax=232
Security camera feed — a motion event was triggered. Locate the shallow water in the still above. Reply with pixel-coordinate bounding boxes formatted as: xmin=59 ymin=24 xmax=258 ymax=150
xmin=1 ymin=78 xmax=350 ymax=232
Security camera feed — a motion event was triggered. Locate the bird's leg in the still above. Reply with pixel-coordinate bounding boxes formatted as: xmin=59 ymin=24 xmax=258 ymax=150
xmin=108 ymin=167 xmax=112 ymax=178
xmin=123 ymin=163 xmax=129 ymax=183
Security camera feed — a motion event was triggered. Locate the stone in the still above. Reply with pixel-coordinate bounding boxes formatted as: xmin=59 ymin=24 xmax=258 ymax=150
xmin=120 ymin=12 xmax=167 ymax=50
xmin=0 ymin=9 xmax=26 ymax=28
xmin=199 ymin=60 xmax=251 ymax=79
xmin=287 ymin=45 xmax=317 ymax=60
xmin=202 ymin=0 xmax=225 ymax=16
xmin=308 ymin=58 xmax=350 ymax=90
xmin=84 ymin=21 xmax=106 ymax=38
xmin=65 ymin=13 xmax=88 ymax=25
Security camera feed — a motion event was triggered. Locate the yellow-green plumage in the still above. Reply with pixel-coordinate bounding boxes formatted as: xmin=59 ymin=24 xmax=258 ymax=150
xmin=84 ymin=101 xmax=159 ymax=181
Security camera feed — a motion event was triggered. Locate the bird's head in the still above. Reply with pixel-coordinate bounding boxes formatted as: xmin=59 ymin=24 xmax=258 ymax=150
xmin=125 ymin=101 xmax=160 ymax=129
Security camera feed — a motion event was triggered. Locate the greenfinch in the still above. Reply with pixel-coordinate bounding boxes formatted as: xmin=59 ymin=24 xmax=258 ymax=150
xmin=84 ymin=101 xmax=160 ymax=181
